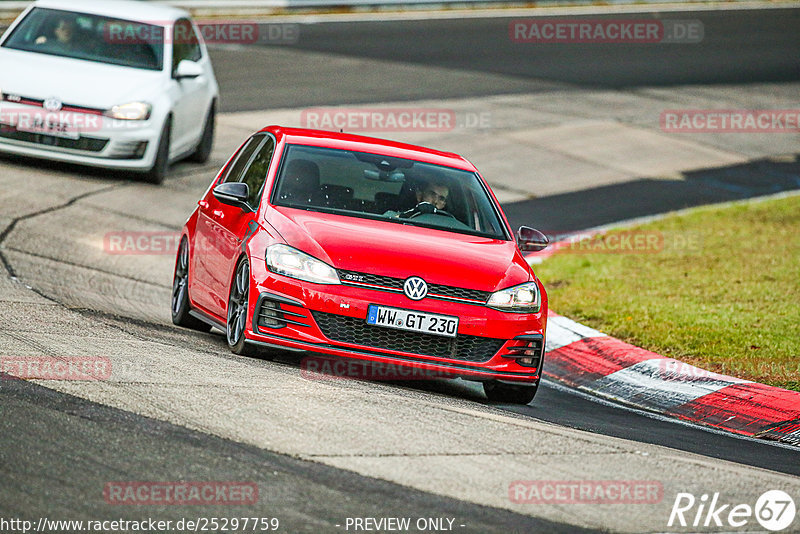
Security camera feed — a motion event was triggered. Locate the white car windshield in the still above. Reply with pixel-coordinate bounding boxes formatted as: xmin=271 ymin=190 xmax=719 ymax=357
xmin=2 ymin=7 xmax=164 ymax=71
xmin=272 ymin=144 xmax=510 ymax=240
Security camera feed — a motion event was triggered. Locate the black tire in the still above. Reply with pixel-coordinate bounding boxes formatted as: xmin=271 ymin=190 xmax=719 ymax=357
xmin=171 ymin=238 xmax=211 ymax=332
xmin=144 ymin=117 xmax=171 ymax=184
xmin=483 ymin=380 xmax=539 ymax=405
xmin=227 ymin=257 xmax=257 ymax=356
xmin=188 ymin=102 xmax=215 ymax=164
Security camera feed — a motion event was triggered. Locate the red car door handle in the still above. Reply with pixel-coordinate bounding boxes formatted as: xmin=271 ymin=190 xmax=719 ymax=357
xmin=212 ymin=210 xmax=225 ymax=219
xmin=198 ymin=200 xmax=209 ymax=209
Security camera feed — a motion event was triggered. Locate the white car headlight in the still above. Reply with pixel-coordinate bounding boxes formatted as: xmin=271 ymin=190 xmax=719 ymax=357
xmin=266 ymin=244 xmax=340 ymax=285
xmin=105 ymin=102 xmax=152 ymax=120
xmin=487 ymin=282 xmax=541 ymax=313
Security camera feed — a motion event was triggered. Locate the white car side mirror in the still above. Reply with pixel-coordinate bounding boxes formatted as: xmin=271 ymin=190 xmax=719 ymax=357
xmin=175 ymin=60 xmax=202 ymax=79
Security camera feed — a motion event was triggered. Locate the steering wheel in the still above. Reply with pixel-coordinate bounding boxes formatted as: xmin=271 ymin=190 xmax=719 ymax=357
xmin=399 ymin=202 xmax=458 ymax=220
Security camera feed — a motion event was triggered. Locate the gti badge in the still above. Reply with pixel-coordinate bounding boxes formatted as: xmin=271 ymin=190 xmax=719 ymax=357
xmin=43 ymin=97 xmax=62 ymax=112
xmin=403 ymin=276 xmax=428 ymax=301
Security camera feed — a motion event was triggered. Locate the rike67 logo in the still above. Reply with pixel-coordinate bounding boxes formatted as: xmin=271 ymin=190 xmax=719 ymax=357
xmin=669 ymin=490 xmax=796 ymax=531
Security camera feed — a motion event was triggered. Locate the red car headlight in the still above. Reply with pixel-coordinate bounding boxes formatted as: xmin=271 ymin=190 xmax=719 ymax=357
xmin=266 ymin=244 xmax=340 ymax=285
xmin=487 ymin=282 xmax=541 ymax=313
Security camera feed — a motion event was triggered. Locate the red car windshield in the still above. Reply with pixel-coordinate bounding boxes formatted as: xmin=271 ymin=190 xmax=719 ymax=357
xmin=272 ymin=144 xmax=509 ymax=240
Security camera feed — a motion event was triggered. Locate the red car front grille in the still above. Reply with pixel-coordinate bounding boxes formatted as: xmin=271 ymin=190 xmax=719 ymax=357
xmin=310 ymin=310 xmax=505 ymax=363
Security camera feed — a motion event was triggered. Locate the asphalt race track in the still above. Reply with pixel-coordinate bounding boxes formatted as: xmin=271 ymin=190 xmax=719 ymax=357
xmin=1 ymin=375 xmax=584 ymax=533
xmin=212 ymin=8 xmax=800 ymax=111
xmin=2 ymin=6 xmax=800 ymax=533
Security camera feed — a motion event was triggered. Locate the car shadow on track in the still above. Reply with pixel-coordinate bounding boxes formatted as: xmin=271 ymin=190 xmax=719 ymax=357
xmin=266 ymin=349 xmax=492 ymax=403
xmin=502 ymin=154 xmax=800 ymax=233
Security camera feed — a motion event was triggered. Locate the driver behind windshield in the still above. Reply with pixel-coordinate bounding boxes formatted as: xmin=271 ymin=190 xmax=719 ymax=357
xmin=35 ymin=16 xmax=80 ymax=51
xmin=384 ymin=175 xmax=450 ymax=218
xmin=416 ymin=179 xmax=449 ymax=211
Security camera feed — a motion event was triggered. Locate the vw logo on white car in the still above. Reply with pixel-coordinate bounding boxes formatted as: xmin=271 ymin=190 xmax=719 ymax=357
xmin=403 ymin=276 xmax=428 ymax=300
xmin=43 ymin=97 xmax=62 ymax=112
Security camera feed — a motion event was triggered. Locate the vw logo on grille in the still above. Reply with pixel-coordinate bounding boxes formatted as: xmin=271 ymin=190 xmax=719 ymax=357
xmin=43 ymin=97 xmax=62 ymax=112
xmin=403 ymin=276 xmax=428 ymax=301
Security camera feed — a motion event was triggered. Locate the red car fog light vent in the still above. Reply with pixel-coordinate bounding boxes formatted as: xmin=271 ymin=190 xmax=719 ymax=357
xmin=254 ymin=293 xmax=309 ymax=330
xmin=504 ymin=335 xmax=544 ymax=368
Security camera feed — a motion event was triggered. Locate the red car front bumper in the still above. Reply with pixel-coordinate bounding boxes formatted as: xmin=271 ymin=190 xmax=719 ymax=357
xmin=242 ymin=263 xmax=547 ymax=384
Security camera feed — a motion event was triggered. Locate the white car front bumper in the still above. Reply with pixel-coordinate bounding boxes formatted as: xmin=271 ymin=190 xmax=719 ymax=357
xmin=0 ymin=101 xmax=163 ymax=171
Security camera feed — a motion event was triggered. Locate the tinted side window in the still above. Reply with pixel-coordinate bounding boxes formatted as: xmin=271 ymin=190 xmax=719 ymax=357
xmin=172 ymin=18 xmax=201 ymax=72
xmin=221 ymin=136 xmax=263 ymax=185
xmin=239 ymin=137 xmax=275 ymax=207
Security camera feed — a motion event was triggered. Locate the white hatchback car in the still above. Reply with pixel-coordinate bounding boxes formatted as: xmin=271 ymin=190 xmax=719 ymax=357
xmin=0 ymin=0 xmax=219 ymax=183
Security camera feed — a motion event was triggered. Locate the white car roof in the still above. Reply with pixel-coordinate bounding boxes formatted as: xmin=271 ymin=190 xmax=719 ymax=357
xmin=33 ymin=0 xmax=190 ymax=25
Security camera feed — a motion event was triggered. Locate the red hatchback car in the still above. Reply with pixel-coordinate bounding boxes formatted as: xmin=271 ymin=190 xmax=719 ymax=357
xmin=173 ymin=126 xmax=549 ymax=403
